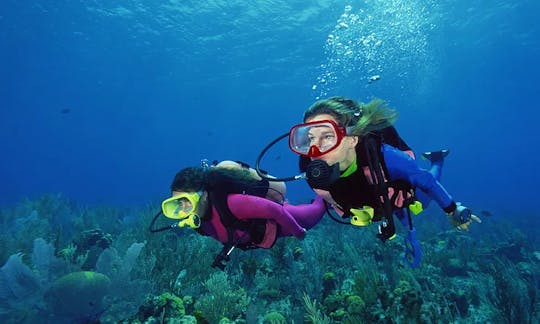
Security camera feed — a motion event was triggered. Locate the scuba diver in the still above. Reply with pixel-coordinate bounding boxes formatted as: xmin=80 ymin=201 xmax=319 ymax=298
xmin=150 ymin=160 xmax=326 ymax=270
xmin=256 ymin=96 xmax=481 ymax=268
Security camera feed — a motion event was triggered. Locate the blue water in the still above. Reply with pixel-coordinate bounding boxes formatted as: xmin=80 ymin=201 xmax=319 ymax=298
xmin=1 ymin=0 xmax=539 ymax=218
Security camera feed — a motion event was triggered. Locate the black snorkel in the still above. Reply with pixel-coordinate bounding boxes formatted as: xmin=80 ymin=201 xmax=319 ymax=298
xmin=255 ymin=132 xmax=343 ymax=191
xmin=148 ymin=210 xmax=178 ymax=233
xmin=256 ymin=129 xmax=355 ymax=193
xmin=304 ymin=160 xmax=340 ymax=191
xmin=255 ymin=131 xmax=348 ymax=226
xmin=255 ymin=132 xmax=306 ymax=182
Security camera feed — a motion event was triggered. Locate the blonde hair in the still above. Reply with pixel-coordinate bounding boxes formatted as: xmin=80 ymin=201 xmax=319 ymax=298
xmin=303 ymin=96 xmax=398 ymax=138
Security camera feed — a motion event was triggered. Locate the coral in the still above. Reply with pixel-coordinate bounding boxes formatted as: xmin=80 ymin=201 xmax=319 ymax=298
xmin=2 ymin=195 xmax=540 ymax=323
xmin=73 ymin=228 xmax=113 ymax=270
xmin=390 ymin=279 xmax=423 ymax=321
xmin=0 ymin=253 xmax=41 ymax=301
xmin=263 ymin=311 xmax=286 ymax=323
xmin=96 ymin=242 xmax=153 ymax=322
xmin=490 ymin=259 xmax=536 ymax=323
xmin=292 ymin=246 xmax=304 ymax=260
xmin=44 ymin=271 xmax=111 ymax=321
xmin=352 ymin=267 xmax=383 ymax=307
xmin=346 ymin=295 xmax=366 ymax=315
xmin=322 ymin=272 xmax=337 ymax=298
xmin=195 ymin=272 xmax=250 ymax=323
xmin=155 ymin=292 xmax=185 ymax=317
xmin=74 ymin=229 xmax=113 ymax=250
xmin=254 ymin=270 xmax=282 ymax=297
xmin=323 ymin=291 xmax=347 ymax=313
xmin=302 ymin=293 xmax=331 ymax=324
xmin=259 ymin=288 xmax=281 ymax=299
xmin=147 ymin=230 xmax=220 ymax=295
xmin=0 ymin=238 xmax=77 ymax=322
xmin=240 ymin=257 xmax=258 ymax=279
xmin=322 ymin=291 xmax=367 ymax=322
xmin=441 ymin=257 xmax=468 ymax=277
xmin=183 ymin=295 xmax=194 ymax=314
xmin=129 ymin=292 xmax=186 ymax=322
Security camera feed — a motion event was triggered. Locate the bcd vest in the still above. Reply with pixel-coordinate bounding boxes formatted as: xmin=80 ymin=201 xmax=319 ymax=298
xmin=300 ymin=126 xmax=415 ymax=219
xmin=327 ymin=141 xmax=415 ymax=220
xmin=199 ymin=181 xmax=278 ymax=250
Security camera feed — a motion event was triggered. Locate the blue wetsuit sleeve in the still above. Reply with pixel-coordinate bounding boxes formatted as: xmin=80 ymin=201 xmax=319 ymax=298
xmin=381 ymin=144 xmax=454 ymax=209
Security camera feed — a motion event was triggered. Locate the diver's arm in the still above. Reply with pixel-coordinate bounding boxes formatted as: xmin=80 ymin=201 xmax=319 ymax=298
xmin=282 ymin=195 xmax=326 ymax=230
xmin=381 ymin=144 xmax=455 ymax=211
xmin=226 ymin=194 xmax=306 ymax=238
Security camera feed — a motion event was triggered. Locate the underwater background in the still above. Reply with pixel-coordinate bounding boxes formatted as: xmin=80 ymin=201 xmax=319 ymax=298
xmin=1 ymin=0 xmax=539 ymax=323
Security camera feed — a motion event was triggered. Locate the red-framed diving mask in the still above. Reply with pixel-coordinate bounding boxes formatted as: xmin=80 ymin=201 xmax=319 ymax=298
xmin=289 ymin=120 xmax=351 ymax=157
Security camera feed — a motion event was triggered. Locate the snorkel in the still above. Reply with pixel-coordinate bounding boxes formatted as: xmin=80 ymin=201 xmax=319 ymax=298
xmin=255 ymin=130 xmax=346 ymax=227
xmin=149 ymin=191 xmax=204 ymax=233
xmin=255 ymin=132 xmax=306 ymax=182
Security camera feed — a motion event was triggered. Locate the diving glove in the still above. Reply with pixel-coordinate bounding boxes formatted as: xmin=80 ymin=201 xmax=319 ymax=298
xmin=447 ymin=202 xmax=482 ymax=231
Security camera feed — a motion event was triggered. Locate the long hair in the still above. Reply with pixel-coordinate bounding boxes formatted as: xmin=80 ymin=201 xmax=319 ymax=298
xmin=303 ymin=96 xmax=398 ymax=137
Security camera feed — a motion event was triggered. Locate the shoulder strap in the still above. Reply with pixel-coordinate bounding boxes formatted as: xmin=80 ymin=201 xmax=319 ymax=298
xmin=209 ymin=189 xmax=271 ymax=249
xmin=362 ymin=136 xmax=397 ymax=242
xmin=359 ymin=132 xmax=415 ymax=208
xmin=377 ymin=126 xmax=412 ymax=151
xmin=208 ymin=190 xmax=247 ymax=271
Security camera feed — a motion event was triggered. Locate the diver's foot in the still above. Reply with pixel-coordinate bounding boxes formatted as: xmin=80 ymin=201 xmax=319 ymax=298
xmin=422 ymin=149 xmax=449 ymax=163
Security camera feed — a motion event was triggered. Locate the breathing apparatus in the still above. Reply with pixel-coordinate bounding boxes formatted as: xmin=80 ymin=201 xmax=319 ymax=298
xmin=255 ymin=132 xmax=307 ymax=183
xmin=305 ymin=159 xmax=341 ymax=190
xmin=255 ymin=132 xmax=342 ymax=190
xmin=149 ymin=191 xmax=204 ymax=232
xmin=161 ymin=192 xmax=203 ymax=229
xmin=255 ymin=113 xmax=424 ymax=268
xmin=254 ymin=131 xmax=350 ymax=229
xmin=256 ymin=98 xmax=362 ymax=187
xmin=254 ymin=110 xmax=361 ymax=206
xmin=149 ymin=159 xmax=214 ymax=233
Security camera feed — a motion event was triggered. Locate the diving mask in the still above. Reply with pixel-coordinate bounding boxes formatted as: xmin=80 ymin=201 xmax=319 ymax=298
xmin=289 ymin=120 xmax=351 ymax=157
xmin=161 ymin=192 xmax=203 ymax=229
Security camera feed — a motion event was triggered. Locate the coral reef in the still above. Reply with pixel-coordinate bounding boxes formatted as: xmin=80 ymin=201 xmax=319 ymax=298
xmin=0 ymin=194 xmax=539 ymax=323
xmin=44 ymin=271 xmax=111 ymax=322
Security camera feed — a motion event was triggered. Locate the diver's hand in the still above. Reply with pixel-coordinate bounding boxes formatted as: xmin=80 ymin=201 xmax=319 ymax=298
xmin=447 ymin=203 xmax=482 ymax=231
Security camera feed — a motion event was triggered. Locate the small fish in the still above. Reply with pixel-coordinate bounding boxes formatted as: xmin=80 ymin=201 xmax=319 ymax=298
xmin=60 ymin=108 xmax=71 ymax=114
xmin=368 ymin=74 xmax=381 ymax=83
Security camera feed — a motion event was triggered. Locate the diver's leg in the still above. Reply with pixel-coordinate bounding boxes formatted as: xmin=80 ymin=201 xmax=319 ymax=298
xmin=422 ymin=149 xmax=449 ymax=180
xmin=416 ymin=149 xmax=449 ymax=207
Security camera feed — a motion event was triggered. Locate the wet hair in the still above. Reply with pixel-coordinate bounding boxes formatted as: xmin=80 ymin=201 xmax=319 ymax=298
xmin=170 ymin=167 xmax=206 ymax=192
xmin=303 ymin=96 xmax=398 ymax=137
xmin=170 ymin=166 xmax=260 ymax=193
